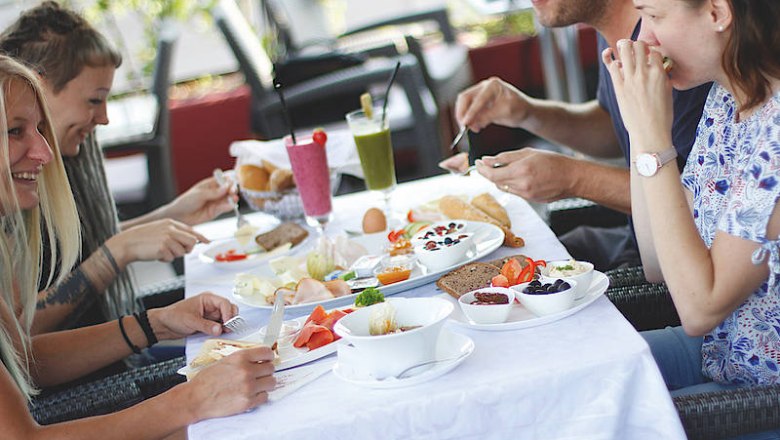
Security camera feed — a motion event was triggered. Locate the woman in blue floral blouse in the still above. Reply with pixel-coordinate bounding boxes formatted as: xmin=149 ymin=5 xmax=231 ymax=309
xmin=603 ymin=0 xmax=780 ymax=397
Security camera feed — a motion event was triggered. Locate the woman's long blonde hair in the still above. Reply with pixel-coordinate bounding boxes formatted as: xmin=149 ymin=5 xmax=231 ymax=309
xmin=0 ymin=55 xmax=79 ymax=398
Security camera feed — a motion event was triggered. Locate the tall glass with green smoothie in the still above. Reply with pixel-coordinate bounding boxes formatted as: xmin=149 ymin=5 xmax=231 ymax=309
xmin=345 ymin=107 xmax=397 ymax=208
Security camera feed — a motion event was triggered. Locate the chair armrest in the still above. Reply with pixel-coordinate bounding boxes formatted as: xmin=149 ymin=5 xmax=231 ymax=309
xmin=605 ymin=265 xmax=649 ymax=288
xmin=340 ymin=8 xmax=456 ymax=43
xmin=136 ymin=275 xmax=185 ymax=310
xmin=547 ymin=198 xmax=628 ymax=236
xmin=606 ymin=282 xmax=681 ymax=331
xmin=674 ymin=385 xmax=780 ymax=440
xmin=29 ymin=357 xmax=186 ymax=424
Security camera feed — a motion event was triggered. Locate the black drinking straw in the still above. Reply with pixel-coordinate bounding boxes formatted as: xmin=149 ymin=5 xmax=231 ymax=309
xmin=273 ymin=80 xmax=296 ymax=144
xmin=381 ymin=60 xmax=402 ymax=127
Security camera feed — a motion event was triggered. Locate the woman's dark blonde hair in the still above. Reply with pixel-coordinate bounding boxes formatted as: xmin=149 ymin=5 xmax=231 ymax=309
xmin=684 ymin=0 xmax=780 ymax=111
xmin=0 ymin=1 xmax=121 ymax=93
xmin=0 ymin=55 xmax=80 ymax=399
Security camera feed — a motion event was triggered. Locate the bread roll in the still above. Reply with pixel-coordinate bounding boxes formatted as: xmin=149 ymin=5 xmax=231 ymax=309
xmin=471 ymin=193 xmax=511 ymax=228
xmin=439 ymin=196 xmax=524 ymax=248
xmin=238 ymin=164 xmax=269 ymax=191
xmin=269 ymin=168 xmax=295 ymax=193
xmin=261 ymin=159 xmax=279 ymax=175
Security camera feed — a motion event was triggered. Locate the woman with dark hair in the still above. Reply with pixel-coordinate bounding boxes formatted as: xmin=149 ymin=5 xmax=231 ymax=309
xmin=0 ymin=2 xmax=237 ymax=333
xmin=604 ymin=0 xmax=780 ymax=398
xmin=0 ymin=53 xmax=275 ymax=439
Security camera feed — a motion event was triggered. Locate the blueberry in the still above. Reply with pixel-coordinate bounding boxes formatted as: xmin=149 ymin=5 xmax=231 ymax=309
xmin=553 ymin=278 xmax=564 ymax=286
xmin=560 ymin=282 xmax=571 ymax=290
xmin=529 ymin=280 xmax=542 ymax=287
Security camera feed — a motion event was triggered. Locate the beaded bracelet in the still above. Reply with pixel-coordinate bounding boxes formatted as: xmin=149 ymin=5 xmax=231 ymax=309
xmin=134 ymin=310 xmax=158 ymax=347
xmin=118 ymin=316 xmax=141 ymax=354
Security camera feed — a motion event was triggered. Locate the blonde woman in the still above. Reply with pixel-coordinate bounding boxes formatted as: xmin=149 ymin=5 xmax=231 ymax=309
xmin=0 ymin=55 xmax=274 ymax=439
xmin=0 ymin=1 xmax=237 ymax=333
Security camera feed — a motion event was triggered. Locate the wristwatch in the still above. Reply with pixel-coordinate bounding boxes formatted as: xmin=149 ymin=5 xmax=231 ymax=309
xmin=634 ymin=148 xmax=678 ymax=177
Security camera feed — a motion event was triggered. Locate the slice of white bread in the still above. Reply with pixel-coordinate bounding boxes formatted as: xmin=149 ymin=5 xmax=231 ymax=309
xmin=439 ymin=196 xmax=524 ymax=248
xmin=189 ymin=339 xmax=261 ymax=370
xmin=436 ymin=254 xmax=530 ymax=299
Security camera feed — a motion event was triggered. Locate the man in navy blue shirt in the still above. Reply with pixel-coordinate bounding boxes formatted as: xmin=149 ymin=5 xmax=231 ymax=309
xmin=449 ymin=0 xmax=711 ymax=271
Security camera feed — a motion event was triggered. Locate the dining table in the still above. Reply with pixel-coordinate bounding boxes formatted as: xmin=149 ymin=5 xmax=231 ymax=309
xmin=184 ymin=173 xmax=686 ymax=439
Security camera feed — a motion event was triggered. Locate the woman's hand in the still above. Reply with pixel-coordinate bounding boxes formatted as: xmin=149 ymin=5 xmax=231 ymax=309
xmin=455 ymin=77 xmax=533 ymax=132
xmin=147 ymin=292 xmax=238 ymax=341
xmin=105 ymin=219 xmax=209 ymax=267
xmin=160 ymin=176 xmax=236 ymax=226
xmin=186 ymin=347 xmax=276 ymax=419
xmin=602 ymin=40 xmax=674 ymax=152
xmin=475 ymin=148 xmax=579 ymax=202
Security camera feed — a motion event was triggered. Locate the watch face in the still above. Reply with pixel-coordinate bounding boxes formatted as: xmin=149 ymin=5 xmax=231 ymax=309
xmin=636 ymin=154 xmax=659 ymax=177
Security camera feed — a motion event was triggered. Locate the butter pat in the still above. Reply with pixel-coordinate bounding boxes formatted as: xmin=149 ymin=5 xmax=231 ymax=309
xmin=350 ymin=255 xmax=384 ymax=278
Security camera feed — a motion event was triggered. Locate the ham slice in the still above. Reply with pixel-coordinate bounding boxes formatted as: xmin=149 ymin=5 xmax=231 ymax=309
xmin=323 ymin=279 xmax=351 ymax=298
xmin=291 ymin=278 xmax=334 ymax=304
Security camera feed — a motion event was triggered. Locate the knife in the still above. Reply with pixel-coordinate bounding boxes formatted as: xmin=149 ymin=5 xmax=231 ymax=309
xmin=263 ymin=290 xmax=286 ymax=348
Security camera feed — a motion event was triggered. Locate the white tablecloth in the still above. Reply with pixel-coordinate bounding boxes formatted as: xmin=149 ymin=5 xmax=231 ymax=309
xmin=185 ymin=174 xmax=685 ymax=439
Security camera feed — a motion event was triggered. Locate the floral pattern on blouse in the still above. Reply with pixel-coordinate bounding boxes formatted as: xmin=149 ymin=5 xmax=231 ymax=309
xmin=681 ymin=84 xmax=780 ymax=385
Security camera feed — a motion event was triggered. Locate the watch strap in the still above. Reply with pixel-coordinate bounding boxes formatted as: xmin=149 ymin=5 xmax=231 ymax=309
xmin=656 ymin=148 xmax=678 ymax=167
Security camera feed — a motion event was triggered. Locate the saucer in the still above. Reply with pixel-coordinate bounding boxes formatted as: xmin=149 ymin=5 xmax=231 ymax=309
xmin=331 ymin=329 xmax=474 ymax=389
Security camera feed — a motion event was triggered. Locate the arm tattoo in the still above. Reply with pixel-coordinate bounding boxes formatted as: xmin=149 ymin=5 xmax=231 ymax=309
xmin=37 ymin=266 xmax=96 ymax=309
xmin=37 ymin=245 xmax=121 ymax=310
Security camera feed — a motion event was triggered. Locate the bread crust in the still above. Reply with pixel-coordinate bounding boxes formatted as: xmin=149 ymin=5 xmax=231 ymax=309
xmin=471 ymin=193 xmax=511 ymax=228
xmin=238 ymin=164 xmax=270 ymax=191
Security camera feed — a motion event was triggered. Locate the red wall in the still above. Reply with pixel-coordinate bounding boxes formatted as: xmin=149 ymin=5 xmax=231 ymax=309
xmin=169 ymin=85 xmax=252 ymax=193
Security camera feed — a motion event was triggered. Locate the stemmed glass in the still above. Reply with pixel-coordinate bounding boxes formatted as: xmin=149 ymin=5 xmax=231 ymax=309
xmin=345 ymin=108 xmax=397 ymax=221
xmin=284 ymin=134 xmax=333 ymax=235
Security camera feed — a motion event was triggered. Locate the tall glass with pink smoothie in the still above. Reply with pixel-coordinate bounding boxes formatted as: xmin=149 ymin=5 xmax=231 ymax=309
xmin=284 ymin=135 xmax=332 ymax=230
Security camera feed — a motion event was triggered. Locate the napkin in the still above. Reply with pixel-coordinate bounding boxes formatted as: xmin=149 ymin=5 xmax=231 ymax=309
xmin=229 ymin=128 xmax=364 ymax=178
xmin=268 ymin=358 xmax=335 ymax=402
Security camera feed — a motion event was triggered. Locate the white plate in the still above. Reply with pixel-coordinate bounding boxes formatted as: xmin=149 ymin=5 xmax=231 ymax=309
xmin=444 ymin=271 xmax=609 ymax=331
xmin=198 ymin=233 xmax=309 ymax=271
xmin=178 ymin=306 xmax=353 ymax=377
xmin=232 ymin=221 xmax=505 ymax=312
xmin=331 ymin=329 xmax=474 ymax=389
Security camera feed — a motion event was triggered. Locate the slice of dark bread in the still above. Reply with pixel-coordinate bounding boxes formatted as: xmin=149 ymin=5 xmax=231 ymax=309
xmin=435 ymin=254 xmax=531 ymax=299
xmin=255 ymin=222 xmax=309 ymax=251
xmin=436 ymin=262 xmax=500 ymax=299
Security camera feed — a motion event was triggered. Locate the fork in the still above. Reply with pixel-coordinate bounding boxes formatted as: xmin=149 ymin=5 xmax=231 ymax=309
xmin=452 ymin=162 xmax=507 ymax=177
xmin=213 ymin=168 xmax=249 ymax=230
xmin=222 ymin=315 xmax=251 ymax=335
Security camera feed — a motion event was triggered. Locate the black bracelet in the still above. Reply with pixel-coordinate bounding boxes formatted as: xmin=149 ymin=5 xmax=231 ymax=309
xmin=118 ymin=315 xmax=141 ymax=354
xmin=101 ymin=244 xmax=121 ymax=275
xmin=134 ymin=311 xmax=158 ymax=347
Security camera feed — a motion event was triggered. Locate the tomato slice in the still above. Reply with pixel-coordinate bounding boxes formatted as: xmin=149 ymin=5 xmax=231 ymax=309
xmin=387 ymin=229 xmax=405 ymax=243
xmin=500 ymin=258 xmax=523 ymax=285
xmin=491 ymin=274 xmax=510 ymax=288
xmin=215 ymin=249 xmax=248 ymax=262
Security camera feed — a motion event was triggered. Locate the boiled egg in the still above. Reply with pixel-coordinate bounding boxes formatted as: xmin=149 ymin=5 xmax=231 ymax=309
xmin=362 ymin=207 xmax=387 ymax=234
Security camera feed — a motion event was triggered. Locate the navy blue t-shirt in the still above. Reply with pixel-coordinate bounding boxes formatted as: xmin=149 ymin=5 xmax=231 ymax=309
xmin=596 ymin=23 xmax=712 ymax=171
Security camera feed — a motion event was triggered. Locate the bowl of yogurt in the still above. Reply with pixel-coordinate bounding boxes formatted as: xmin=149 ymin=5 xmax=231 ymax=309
xmin=540 ymin=260 xmax=594 ymax=300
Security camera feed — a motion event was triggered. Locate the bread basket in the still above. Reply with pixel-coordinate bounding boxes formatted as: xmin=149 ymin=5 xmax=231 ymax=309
xmin=240 ymin=171 xmax=341 ymax=219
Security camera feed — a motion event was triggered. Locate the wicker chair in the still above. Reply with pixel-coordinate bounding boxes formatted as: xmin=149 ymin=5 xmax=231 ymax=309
xmin=30 ymin=356 xmax=186 ymax=425
xmin=604 ymin=266 xmax=780 ymax=439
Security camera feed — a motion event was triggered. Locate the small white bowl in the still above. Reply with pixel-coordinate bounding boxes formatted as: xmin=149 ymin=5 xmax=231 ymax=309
xmin=333 ymin=297 xmax=453 ymax=379
xmin=458 ymin=287 xmax=515 ymax=325
xmin=512 ymin=279 xmax=578 ymax=316
xmin=413 ymin=232 xmax=473 ymax=272
xmin=540 ymin=260 xmax=594 ymax=300
xmin=411 ymin=220 xmax=468 ymax=246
